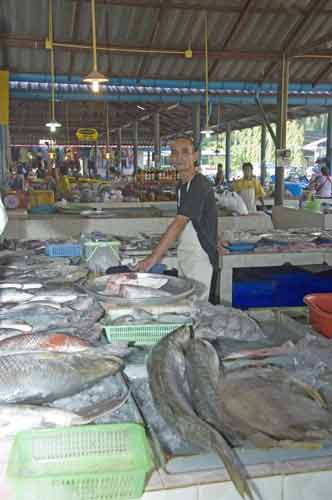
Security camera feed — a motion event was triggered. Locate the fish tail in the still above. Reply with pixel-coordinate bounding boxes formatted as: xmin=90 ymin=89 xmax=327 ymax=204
xmin=211 ymin=429 xmax=255 ymax=500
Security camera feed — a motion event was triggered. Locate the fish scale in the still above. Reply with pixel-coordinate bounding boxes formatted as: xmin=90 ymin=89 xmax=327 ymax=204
xmin=0 ymin=352 xmax=123 ymax=404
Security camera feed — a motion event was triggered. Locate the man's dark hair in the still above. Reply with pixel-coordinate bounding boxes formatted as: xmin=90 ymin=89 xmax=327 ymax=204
xmin=242 ymin=162 xmax=253 ymax=170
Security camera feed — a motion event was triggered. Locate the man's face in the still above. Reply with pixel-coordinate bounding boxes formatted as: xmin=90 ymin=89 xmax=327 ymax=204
xmin=243 ymin=165 xmax=253 ymax=180
xmin=170 ymin=139 xmax=197 ymax=183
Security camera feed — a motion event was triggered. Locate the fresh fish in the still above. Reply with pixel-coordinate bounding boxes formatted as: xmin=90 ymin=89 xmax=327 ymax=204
xmin=0 ymin=283 xmax=42 ymax=290
xmin=0 ymin=329 xmax=28 ymax=342
xmin=0 ymin=321 xmax=32 ymax=333
xmin=0 ymin=351 xmax=123 ymax=404
xmin=119 ymin=285 xmax=171 ymax=299
xmin=0 ymin=333 xmax=91 ymax=353
xmin=0 ymin=289 xmax=34 ymax=303
xmin=217 ymin=367 xmax=332 ymax=446
xmin=29 ymin=293 xmax=77 ymax=304
xmin=147 ymin=328 xmax=254 ymax=500
xmin=0 ymin=392 xmax=130 ymax=437
xmin=185 ymin=338 xmax=242 ymax=446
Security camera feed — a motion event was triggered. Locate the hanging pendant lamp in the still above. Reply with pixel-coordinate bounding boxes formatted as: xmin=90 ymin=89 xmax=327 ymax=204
xmin=201 ymin=13 xmax=213 ymax=138
xmin=84 ymin=0 xmax=108 ymax=93
xmin=45 ymin=0 xmax=62 ymax=133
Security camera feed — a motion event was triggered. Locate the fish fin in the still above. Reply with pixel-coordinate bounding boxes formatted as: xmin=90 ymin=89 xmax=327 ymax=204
xmin=290 ymin=378 xmax=327 ymax=408
xmin=76 ymin=390 xmax=130 ymax=422
xmin=211 ymin=429 xmax=255 ymax=500
xmin=277 ymin=439 xmax=323 ymax=450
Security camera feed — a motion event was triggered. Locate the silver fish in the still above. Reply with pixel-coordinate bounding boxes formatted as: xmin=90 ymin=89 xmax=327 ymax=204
xmin=0 ymin=289 xmax=34 ymax=303
xmin=119 ymin=284 xmax=171 ymax=299
xmin=0 ymin=333 xmax=91 ymax=353
xmin=0 ymin=321 xmax=32 ymax=333
xmin=0 ymin=392 xmax=130 ymax=437
xmin=0 ymin=351 xmax=124 ymax=404
xmin=0 ymin=329 xmax=28 ymax=342
xmin=148 ymin=328 xmax=254 ymax=500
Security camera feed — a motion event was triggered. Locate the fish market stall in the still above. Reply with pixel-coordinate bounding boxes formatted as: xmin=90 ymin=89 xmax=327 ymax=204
xmin=4 ymin=207 xmax=273 ymax=241
xmin=0 ymin=243 xmax=331 ymax=499
xmin=273 ymin=206 xmax=332 ymax=230
xmin=219 ymin=229 xmax=332 ymax=306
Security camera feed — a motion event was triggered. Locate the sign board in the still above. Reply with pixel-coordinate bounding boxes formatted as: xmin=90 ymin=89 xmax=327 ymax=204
xmin=76 ymin=128 xmax=98 ymax=141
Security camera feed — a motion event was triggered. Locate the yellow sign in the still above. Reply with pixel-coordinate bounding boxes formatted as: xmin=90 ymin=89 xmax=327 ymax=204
xmin=0 ymin=71 xmax=9 ymax=125
xmin=76 ymin=128 xmax=98 ymax=141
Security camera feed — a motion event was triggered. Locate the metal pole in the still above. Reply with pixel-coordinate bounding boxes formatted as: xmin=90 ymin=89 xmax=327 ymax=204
xmin=261 ymin=124 xmax=267 ymax=185
xmin=133 ymin=120 xmax=138 ymax=175
xmin=225 ymin=125 xmax=231 ymax=182
xmin=327 ymin=108 xmax=332 ymax=174
xmin=275 ymin=53 xmax=289 ymax=206
xmin=117 ymin=128 xmax=122 ymax=173
xmin=0 ymin=126 xmax=8 ymax=183
xmin=192 ymin=103 xmax=201 ymax=165
xmin=153 ymin=112 xmax=160 ymax=169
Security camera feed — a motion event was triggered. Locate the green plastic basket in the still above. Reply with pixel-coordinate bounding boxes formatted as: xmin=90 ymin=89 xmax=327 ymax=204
xmin=7 ymin=423 xmax=153 ymax=500
xmin=103 ymin=322 xmax=191 ymax=345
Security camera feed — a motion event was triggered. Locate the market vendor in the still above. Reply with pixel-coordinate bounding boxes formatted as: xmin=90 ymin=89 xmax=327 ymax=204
xmin=215 ymin=163 xmax=225 ymax=187
xmin=134 ymin=137 xmax=218 ymax=300
xmin=310 ymin=166 xmax=332 ymax=198
xmin=233 ymin=162 xmax=265 ymax=212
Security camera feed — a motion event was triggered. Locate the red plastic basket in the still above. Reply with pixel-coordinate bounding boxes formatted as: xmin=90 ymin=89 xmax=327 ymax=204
xmin=304 ymin=293 xmax=332 ymax=338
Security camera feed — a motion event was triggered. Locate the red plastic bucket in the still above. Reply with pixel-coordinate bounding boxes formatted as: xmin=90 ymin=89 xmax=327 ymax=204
xmin=304 ymin=293 xmax=332 ymax=338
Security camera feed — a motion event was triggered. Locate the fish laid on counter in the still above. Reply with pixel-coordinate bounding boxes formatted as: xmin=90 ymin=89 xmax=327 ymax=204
xmin=0 ymin=392 xmax=130 ymax=437
xmin=147 ymin=327 xmax=254 ymax=500
xmin=217 ymin=367 xmax=332 ymax=447
xmin=0 ymin=351 xmax=123 ymax=404
xmin=0 ymin=333 xmax=91 ymax=352
xmin=0 ymin=321 xmax=32 ymax=333
xmin=119 ymin=285 xmax=171 ymax=299
xmin=0 ymin=289 xmax=34 ymax=304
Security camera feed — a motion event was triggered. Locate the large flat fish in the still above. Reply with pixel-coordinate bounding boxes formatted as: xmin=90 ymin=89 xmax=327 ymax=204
xmin=0 ymin=351 xmax=123 ymax=404
xmin=147 ymin=327 xmax=254 ymax=500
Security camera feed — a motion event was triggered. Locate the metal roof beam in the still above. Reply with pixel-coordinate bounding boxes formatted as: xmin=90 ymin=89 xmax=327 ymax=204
xmin=61 ymin=0 xmax=328 ymax=16
xmin=209 ymin=0 xmax=256 ymax=79
xmin=0 ymin=34 xmax=279 ymax=61
xmin=262 ymin=0 xmax=329 ymax=83
xmin=289 ymin=31 xmax=332 ymax=56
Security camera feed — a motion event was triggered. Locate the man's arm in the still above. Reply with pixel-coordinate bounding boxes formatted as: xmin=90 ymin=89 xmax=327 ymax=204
xmin=134 ymin=214 xmax=188 ymax=272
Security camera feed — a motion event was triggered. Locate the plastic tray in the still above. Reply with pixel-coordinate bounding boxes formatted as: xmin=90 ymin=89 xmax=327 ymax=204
xmin=227 ymin=242 xmax=256 ymax=253
xmin=45 ymin=243 xmax=82 ymax=258
xmin=304 ymin=293 xmax=332 ymax=338
xmin=7 ymin=423 xmax=153 ymax=500
xmin=103 ymin=322 xmax=191 ymax=345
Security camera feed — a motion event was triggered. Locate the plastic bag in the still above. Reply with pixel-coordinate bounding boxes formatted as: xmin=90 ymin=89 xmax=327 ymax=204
xmin=0 ymin=195 xmax=8 ymax=235
xmin=216 ymin=190 xmax=248 ymax=215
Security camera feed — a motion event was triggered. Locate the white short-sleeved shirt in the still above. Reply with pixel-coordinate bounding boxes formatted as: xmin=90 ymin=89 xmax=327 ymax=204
xmin=316 ymin=175 xmax=332 ymax=197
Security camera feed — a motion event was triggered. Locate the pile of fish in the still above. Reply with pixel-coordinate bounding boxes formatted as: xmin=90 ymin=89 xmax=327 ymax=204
xmin=147 ymin=326 xmax=332 ymax=499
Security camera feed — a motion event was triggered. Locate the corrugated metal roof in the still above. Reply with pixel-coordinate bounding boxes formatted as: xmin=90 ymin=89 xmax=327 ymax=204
xmin=2 ymin=0 xmax=332 ymax=82
xmin=3 ymin=0 xmax=332 ymax=142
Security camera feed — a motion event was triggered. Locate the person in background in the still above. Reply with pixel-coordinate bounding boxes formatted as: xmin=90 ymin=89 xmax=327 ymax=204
xmin=215 ymin=163 xmax=225 ymax=187
xmin=134 ymin=137 xmax=218 ymax=301
xmin=233 ymin=162 xmax=265 ymax=212
xmin=311 ymin=166 xmax=332 ymax=198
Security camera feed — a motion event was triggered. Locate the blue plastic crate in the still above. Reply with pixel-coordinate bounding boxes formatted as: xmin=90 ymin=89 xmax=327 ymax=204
xmin=45 ymin=243 xmax=82 ymax=258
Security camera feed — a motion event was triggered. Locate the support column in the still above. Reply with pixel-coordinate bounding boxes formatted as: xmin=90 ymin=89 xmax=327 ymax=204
xmin=275 ymin=54 xmax=289 ymax=206
xmin=153 ymin=112 xmax=161 ymax=169
xmin=133 ymin=121 xmax=138 ymax=175
xmin=117 ymin=128 xmax=122 ymax=173
xmin=260 ymin=125 xmax=267 ymax=185
xmin=0 ymin=71 xmax=9 ymax=183
xmin=192 ymin=103 xmax=201 ymax=164
xmin=327 ymin=108 xmax=332 ymax=174
xmin=225 ymin=125 xmax=231 ymax=182
xmin=147 ymin=147 xmax=151 ymax=168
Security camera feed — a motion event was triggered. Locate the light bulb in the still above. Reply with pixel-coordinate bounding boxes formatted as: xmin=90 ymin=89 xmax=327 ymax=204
xmin=50 ymin=124 xmax=57 ymax=133
xmin=91 ymin=80 xmax=100 ymax=93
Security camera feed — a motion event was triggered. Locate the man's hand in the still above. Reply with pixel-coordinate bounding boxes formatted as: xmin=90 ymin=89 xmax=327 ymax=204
xmin=133 ymin=255 xmax=157 ymax=272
